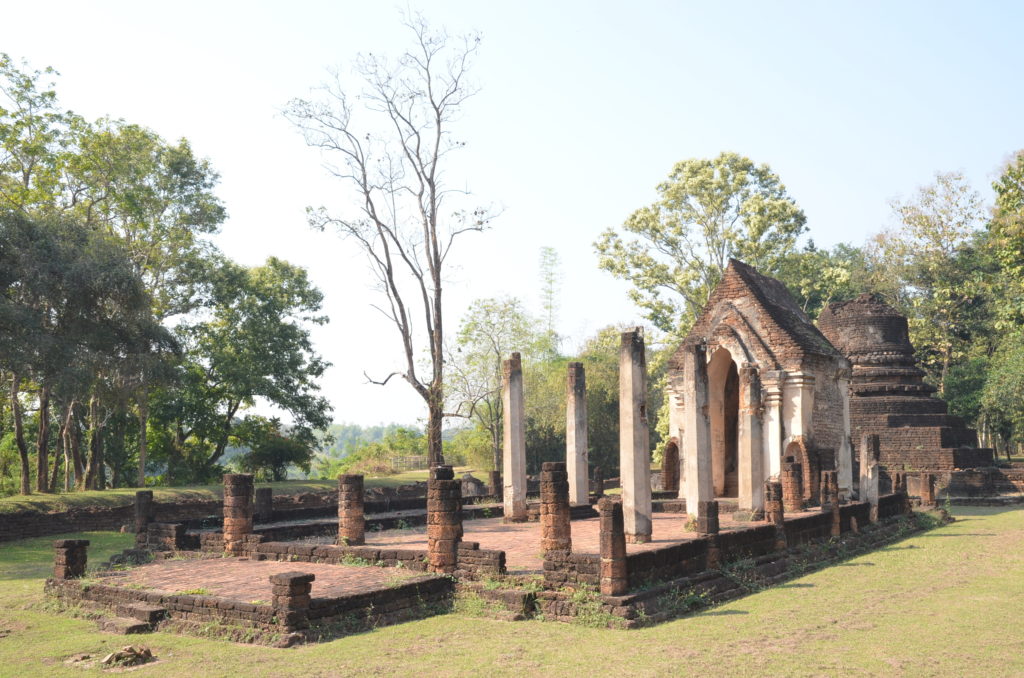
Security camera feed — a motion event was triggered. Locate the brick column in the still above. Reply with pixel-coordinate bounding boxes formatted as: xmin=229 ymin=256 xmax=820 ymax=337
xmin=697 ymin=499 xmax=719 ymax=535
xmin=540 ymin=462 xmax=571 ymax=553
xmin=662 ymin=441 xmax=679 ymax=494
xmin=52 ymin=539 xmax=89 ymax=579
xmin=427 ymin=465 xmax=462 ymax=573
xmin=765 ymin=481 xmax=787 ymax=550
xmin=781 ymin=460 xmax=803 ymax=513
xmin=337 ymin=474 xmax=365 ymax=546
xmin=270 ymin=572 xmax=314 ymax=631
xmin=222 ymin=473 xmax=254 ymax=554
xmin=134 ymin=490 xmax=154 ymax=548
xmin=592 ymin=466 xmax=604 ymax=498
xmin=254 ymin=487 xmax=273 ymax=524
xmin=821 ymin=470 xmax=841 ymax=537
xmin=488 ymin=470 xmax=501 ymax=498
xmin=598 ymin=497 xmax=627 ymax=596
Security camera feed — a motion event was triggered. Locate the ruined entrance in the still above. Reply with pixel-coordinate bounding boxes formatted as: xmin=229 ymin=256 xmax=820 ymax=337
xmin=708 ymin=348 xmax=739 ymax=498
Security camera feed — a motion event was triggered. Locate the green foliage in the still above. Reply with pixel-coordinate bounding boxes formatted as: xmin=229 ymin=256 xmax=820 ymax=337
xmin=234 ymin=424 xmax=314 ymax=481
xmin=981 ymin=337 xmax=1024 ymax=448
xmin=443 ymin=425 xmax=493 ymax=471
xmin=595 ymin=151 xmax=806 ymax=333
xmin=774 ymin=241 xmax=868 ymax=319
xmin=321 ymin=427 xmax=426 ymax=477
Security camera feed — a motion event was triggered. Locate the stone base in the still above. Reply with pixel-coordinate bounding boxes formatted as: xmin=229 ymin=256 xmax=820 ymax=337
xmin=625 ymin=533 xmax=651 ymax=544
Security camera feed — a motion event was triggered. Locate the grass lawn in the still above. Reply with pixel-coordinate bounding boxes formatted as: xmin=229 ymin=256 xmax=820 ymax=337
xmin=0 ymin=467 xmax=475 ymax=515
xmin=0 ymin=506 xmax=1021 ymax=677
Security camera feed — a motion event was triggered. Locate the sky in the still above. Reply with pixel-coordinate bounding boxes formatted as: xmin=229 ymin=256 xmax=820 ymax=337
xmin=2 ymin=1 xmax=1022 ymax=428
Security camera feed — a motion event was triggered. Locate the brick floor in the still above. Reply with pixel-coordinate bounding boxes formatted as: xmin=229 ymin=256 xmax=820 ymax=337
xmin=100 ymin=558 xmax=430 ymax=602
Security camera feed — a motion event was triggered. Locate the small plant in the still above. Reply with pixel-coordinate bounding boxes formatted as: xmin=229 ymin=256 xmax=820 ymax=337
xmin=568 ymin=588 xmax=623 ymax=629
xmin=340 ymin=554 xmax=374 ymax=567
xmin=175 ymin=588 xmax=212 ymax=596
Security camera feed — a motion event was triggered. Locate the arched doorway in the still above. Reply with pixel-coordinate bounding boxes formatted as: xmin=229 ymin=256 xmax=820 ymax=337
xmin=708 ymin=348 xmax=739 ymax=498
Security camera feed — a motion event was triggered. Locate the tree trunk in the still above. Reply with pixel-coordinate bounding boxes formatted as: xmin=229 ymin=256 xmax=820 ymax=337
xmin=10 ymin=376 xmax=31 ymax=495
xmin=36 ymin=384 xmax=50 ymax=493
xmin=426 ymin=386 xmax=444 ymax=467
xmin=137 ymin=395 xmax=149 ymax=487
xmin=67 ymin=403 xmax=84 ymax=487
xmin=84 ymin=394 xmax=103 ymax=490
xmin=49 ymin=412 xmax=64 ymax=492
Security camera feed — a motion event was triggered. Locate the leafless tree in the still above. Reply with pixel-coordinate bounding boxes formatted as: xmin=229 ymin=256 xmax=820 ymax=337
xmin=285 ymin=15 xmax=495 ymax=466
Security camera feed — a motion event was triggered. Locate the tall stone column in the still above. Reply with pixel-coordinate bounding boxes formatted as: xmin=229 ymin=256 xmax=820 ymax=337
xmin=762 ymin=372 xmax=786 ymax=479
xmin=620 ymin=328 xmax=652 ymax=543
xmin=337 ymin=474 xmax=365 ymax=546
xmin=592 ymin=466 xmax=604 ymax=498
xmin=737 ymin=364 xmax=764 ymax=513
xmin=836 ymin=368 xmax=854 ymax=500
xmin=427 ymin=465 xmax=462 ymax=573
xmin=540 ymin=462 xmax=571 ymax=553
xmin=502 ymin=353 xmax=527 ymax=523
xmin=683 ymin=342 xmax=713 ymax=520
xmin=566 ymin=362 xmax=589 ymax=506
xmin=598 ymin=497 xmax=627 ymax=596
xmin=859 ymin=433 xmax=880 ymax=501
xmin=222 ymin=473 xmax=254 ymax=554
xmin=488 ymin=470 xmax=502 ymax=498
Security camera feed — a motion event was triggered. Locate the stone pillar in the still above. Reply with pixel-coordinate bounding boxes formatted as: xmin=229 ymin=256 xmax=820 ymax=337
xmin=270 ymin=572 xmax=314 ymax=631
xmin=620 ymin=328 xmax=652 ymax=543
xmin=134 ymin=490 xmax=155 ymax=549
xmin=222 ymin=473 xmax=254 ymax=554
xmin=921 ymin=473 xmax=936 ymax=507
xmin=488 ymin=470 xmax=502 ymax=498
xmin=592 ymin=466 xmax=604 ymax=497
xmin=683 ymin=342 xmax=713 ymax=520
xmin=697 ymin=500 xmax=719 ymax=535
xmin=737 ymin=364 xmax=764 ymax=513
xmin=540 ymin=462 xmax=571 ymax=553
xmin=781 ymin=461 xmax=803 ymax=513
xmin=502 ymin=353 xmax=527 ymax=523
xmin=662 ymin=440 xmax=680 ymax=494
xmin=859 ymin=433 xmax=880 ymax=501
xmin=427 ymin=465 xmax=462 ymax=573
xmin=836 ymin=368 xmax=854 ymax=501
xmin=762 ymin=372 xmax=786 ymax=479
xmin=598 ymin=497 xmax=627 ymax=596
xmin=337 ymin=474 xmax=365 ymax=546
xmin=821 ymin=470 xmax=841 ymax=537
xmin=566 ymin=362 xmax=589 ymax=506
xmin=764 ymin=481 xmax=787 ymax=550
xmin=52 ymin=539 xmax=89 ymax=579
xmin=254 ymin=487 xmax=273 ymax=524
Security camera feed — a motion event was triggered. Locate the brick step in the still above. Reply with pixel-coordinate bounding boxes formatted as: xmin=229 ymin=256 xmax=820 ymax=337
xmin=97 ymin=617 xmax=153 ymax=635
xmin=569 ymin=504 xmax=598 ymax=520
xmin=467 ymin=585 xmax=537 ymax=616
xmin=116 ymin=603 xmax=166 ymax=625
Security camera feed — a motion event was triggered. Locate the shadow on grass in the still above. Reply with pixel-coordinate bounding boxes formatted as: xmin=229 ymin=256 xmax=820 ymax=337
xmin=919 ymin=533 xmax=995 ymax=537
xmin=836 ymin=561 xmax=876 ymax=566
xmin=699 ymin=609 xmax=748 ymax=616
xmin=775 ymin=582 xmax=814 ymax=588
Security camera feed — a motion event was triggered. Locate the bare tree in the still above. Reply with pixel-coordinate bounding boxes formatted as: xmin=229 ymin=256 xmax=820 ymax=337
xmin=285 ymin=15 xmax=494 ymax=466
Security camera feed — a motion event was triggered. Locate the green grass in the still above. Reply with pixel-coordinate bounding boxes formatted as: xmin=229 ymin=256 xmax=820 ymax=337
xmin=0 ymin=507 xmax=1021 ymax=677
xmin=0 ymin=467 xmax=473 ymax=515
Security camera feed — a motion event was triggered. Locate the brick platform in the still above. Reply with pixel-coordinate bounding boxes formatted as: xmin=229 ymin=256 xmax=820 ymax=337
xmin=361 ymin=511 xmax=820 ymax=572
xmin=101 ymin=558 xmax=429 ymax=601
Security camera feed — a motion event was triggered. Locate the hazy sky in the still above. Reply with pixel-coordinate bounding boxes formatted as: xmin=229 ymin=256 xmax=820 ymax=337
xmin=3 ymin=1 xmax=1022 ymax=427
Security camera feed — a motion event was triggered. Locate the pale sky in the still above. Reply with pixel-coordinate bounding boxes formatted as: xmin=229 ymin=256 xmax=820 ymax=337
xmin=3 ymin=1 xmax=1022 ymax=427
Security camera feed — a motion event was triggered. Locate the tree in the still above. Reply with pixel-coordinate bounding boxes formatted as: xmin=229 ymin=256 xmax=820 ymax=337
xmin=235 ymin=421 xmax=314 ymax=481
xmin=538 ymin=246 xmax=562 ymax=349
xmin=774 ymin=241 xmax=867 ymax=319
xmin=285 ymin=15 xmax=495 ymax=466
xmin=595 ymin=152 xmax=806 ymax=333
xmin=151 ymin=256 xmax=332 ymax=482
xmin=990 ymin=150 xmax=1024 ymax=330
xmin=882 ymin=172 xmax=988 ymax=394
xmin=445 ymin=297 xmax=538 ymax=471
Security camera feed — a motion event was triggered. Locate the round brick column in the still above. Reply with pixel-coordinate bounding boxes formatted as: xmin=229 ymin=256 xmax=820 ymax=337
xmin=781 ymin=460 xmax=803 ymax=513
xmin=337 ymin=474 xmax=365 ymax=546
xmin=427 ymin=465 xmax=462 ymax=573
xmin=540 ymin=461 xmax=571 ymax=553
xmin=222 ymin=473 xmax=254 ymax=554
